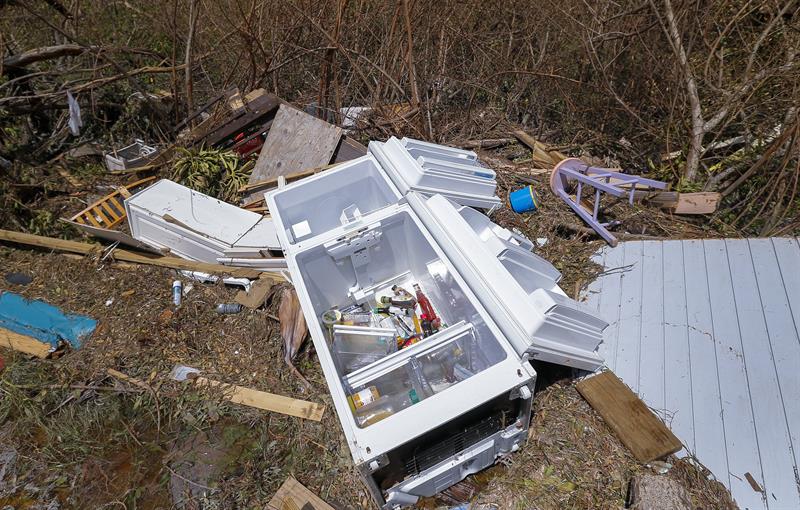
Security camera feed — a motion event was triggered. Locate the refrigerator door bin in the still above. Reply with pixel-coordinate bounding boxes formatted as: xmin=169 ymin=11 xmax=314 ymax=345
xmin=331 ymin=325 xmax=398 ymax=375
xmin=408 ymin=192 xmax=606 ymax=370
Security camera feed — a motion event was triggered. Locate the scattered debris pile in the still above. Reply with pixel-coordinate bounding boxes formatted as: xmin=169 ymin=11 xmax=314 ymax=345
xmin=0 ymin=86 xmax=742 ymax=510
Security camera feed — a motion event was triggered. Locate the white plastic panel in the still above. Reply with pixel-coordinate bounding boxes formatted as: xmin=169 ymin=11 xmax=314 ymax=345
xmin=407 ymin=192 xmax=605 ymax=370
xmin=126 ymin=179 xmax=260 ymax=245
xmin=368 ymin=137 xmax=501 ymax=210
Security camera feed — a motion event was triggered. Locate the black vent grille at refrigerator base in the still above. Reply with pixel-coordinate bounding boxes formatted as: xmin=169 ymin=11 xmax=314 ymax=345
xmin=404 ymin=413 xmax=502 ymax=476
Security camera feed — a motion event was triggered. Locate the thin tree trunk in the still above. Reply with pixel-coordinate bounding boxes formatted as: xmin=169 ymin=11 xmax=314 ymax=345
xmin=184 ymin=0 xmax=199 ymax=116
xmin=658 ymin=0 xmax=704 ymax=181
xmin=402 ymin=0 xmax=420 ymax=106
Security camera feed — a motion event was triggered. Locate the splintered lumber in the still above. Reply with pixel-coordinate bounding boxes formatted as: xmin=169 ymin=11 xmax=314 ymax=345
xmin=672 ymin=192 xmax=720 ymax=214
xmin=194 ymin=377 xmax=324 ymax=421
xmin=0 ymin=229 xmax=278 ymax=280
xmin=0 ymin=328 xmax=52 ymax=358
xmin=635 ymin=191 xmax=720 ymax=214
xmin=235 ymin=277 xmax=273 ymax=309
xmin=576 ymin=371 xmax=682 ymax=462
xmin=267 ymin=476 xmax=336 ymax=510
xmin=245 ymin=104 xmax=343 ymax=202
xmin=513 ymin=130 xmax=567 ymax=168
xmin=239 ymin=163 xmax=338 ymax=196
xmin=106 ymin=368 xmax=152 ymax=390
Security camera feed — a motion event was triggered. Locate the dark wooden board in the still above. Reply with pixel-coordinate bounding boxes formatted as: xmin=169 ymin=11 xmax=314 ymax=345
xmin=576 ymin=370 xmax=682 ymax=462
xmin=198 ymin=92 xmax=281 ymax=147
xmin=332 ymin=135 xmax=367 ymax=163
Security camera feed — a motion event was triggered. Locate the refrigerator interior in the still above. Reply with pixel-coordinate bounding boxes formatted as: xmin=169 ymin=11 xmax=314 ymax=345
xmin=293 ymin=207 xmax=510 ymax=429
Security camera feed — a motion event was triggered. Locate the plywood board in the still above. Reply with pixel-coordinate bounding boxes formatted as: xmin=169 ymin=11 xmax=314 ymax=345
xmin=577 ymin=371 xmax=682 ymax=462
xmin=247 ymin=105 xmax=343 ymax=196
xmin=267 ymin=476 xmax=335 ymax=510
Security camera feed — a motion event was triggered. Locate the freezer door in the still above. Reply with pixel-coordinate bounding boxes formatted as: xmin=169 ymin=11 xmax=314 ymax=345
xmin=407 ymin=192 xmax=606 ymax=370
xmin=368 ymin=137 xmax=502 ymax=210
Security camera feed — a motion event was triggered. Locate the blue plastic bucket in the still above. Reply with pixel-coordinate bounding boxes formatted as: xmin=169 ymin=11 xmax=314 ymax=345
xmin=509 ymin=185 xmax=539 ymax=213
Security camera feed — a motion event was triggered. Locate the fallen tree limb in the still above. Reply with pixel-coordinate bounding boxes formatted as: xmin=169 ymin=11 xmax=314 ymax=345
xmin=0 ymin=64 xmax=187 ymax=107
xmin=458 ymin=137 xmax=516 ymax=149
xmin=3 ymin=44 xmax=89 ymax=69
xmin=0 ymin=229 xmax=282 ymax=281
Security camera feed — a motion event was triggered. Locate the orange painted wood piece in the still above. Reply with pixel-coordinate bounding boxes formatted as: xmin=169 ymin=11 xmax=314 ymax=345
xmin=577 ymin=371 xmax=683 ymax=462
xmin=70 ymin=176 xmax=156 ymax=228
xmin=0 ymin=327 xmax=52 ymax=358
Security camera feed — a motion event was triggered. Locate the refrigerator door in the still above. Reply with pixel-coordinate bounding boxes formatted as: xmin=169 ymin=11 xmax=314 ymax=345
xmin=406 ymin=192 xmax=606 ymax=370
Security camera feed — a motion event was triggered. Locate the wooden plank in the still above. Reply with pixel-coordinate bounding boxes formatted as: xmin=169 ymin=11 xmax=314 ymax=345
xmin=247 ymin=104 xmax=343 ymax=190
xmin=637 ymin=240 xmax=666 ymax=419
xmin=748 ymin=239 xmax=800 ymax=474
xmin=0 ymin=229 xmax=276 ymax=279
xmin=703 ymin=239 xmax=766 ymax=509
xmin=92 ymin=206 xmax=113 ymax=226
xmin=661 ymin=240 xmax=694 ymax=453
xmin=267 ymin=476 xmax=335 ymax=510
xmin=512 ymin=130 xmax=567 ymax=168
xmin=195 ymin=377 xmax=324 ymax=421
xmin=726 ymin=238 xmax=800 ymax=508
xmin=672 ymin=192 xmax=720 ymax=215
xmin=201 ymin=92 xmax=281 ymax=147
xmin=106 ymin=368 xmax=152 ymax=390
xmin=577 ymin=371 xmax=682 ymax=462
xmin=100 ymin=201 xmax=120 ymax=222
xmin=235 ymin=277 xmax=274 ymax=309
xmin=0 ymin=327 xmax=52 ymax=358
xmin=614 ymin=241 xmax=643 ymax=390
xmin=682 ymin=240 xmax=728 ymax=480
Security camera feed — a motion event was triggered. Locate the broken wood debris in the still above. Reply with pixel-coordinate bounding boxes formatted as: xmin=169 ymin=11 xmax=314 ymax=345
xmin=68 ymin=176 xmax=156 ymax=229
xmin=576 ymin=371 xmax=682 ymax=463
xmin=244 ymin=104 xmax=344 ymax=204
xmin=267 ymin=476 xmax=336 ymax=510
xmin=170 ymin=364 xmax=324 ymax=421
xmin=513 ymin=130 xmax=568 ymax=168
xmin=0 ymin=229 xmax=278 ymax=280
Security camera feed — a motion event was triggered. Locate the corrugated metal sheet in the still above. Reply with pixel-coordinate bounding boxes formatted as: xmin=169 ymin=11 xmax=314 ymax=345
xmin=585 ymin=238 xmax=800 ymax=510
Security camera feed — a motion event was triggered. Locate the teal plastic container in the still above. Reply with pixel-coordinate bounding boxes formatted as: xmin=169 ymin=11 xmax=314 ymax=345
xmin=509 ymin=185 xmax=540 ymax=213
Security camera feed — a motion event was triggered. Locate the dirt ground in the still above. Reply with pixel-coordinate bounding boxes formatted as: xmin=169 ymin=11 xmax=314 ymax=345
xmin=0 ymin=145 xmax=737 ymax=509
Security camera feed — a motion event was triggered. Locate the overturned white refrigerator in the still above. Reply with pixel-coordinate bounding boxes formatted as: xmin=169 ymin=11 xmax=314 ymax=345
xmin=266 ymin=148 xmax=606 ymax=508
